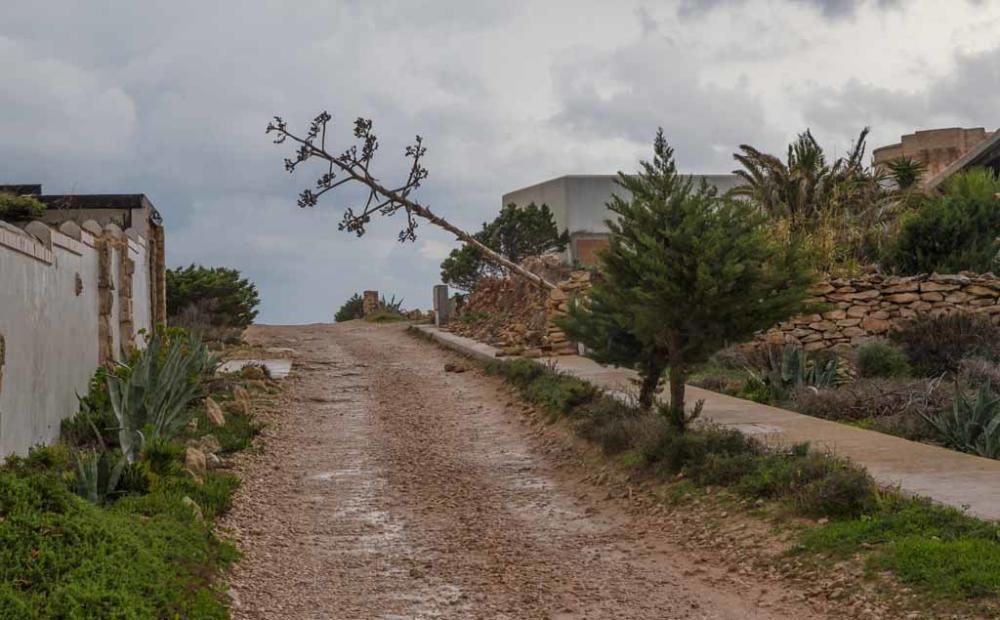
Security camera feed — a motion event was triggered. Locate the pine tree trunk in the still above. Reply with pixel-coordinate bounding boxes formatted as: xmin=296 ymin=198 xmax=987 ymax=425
xmin=637 ymin=360 xmax=665 ymax=411
xmin=667 ymin=330 xmax=687 ymax=430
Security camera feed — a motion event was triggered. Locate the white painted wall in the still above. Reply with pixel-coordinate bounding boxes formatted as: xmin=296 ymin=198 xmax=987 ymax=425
xmin=130 ymin=236 xmax=151 ymax=337
xmin=0 ymin=222 xmax=155 ymax=456
xmin=502 ymin=174 xmax=745 ymax=262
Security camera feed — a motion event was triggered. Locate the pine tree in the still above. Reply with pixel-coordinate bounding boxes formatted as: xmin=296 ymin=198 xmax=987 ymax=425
xmin=560 ymin=130 xmax=815 ymax=428
xmin=440 ymin=202 xmax=569 ymax=291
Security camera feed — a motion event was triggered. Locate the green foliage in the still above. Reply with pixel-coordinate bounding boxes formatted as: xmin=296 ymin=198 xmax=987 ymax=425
xmin=559 ymin=129 xmax=814 ymax=415
xmin=891 ymin=312 xmax=1000 ymax=376
xmin=856 ymin=340 xmax=910 ymax=378
xmin=166 ymin=264 xmax=260 ymax=329
xmin=886 ymin=157 xmax=927 ymax=190
xmin=107 ymin=331 xmax=215 ymax=462
xmin=0 ymin=193 xmax=46 ymax=221
xmin=921 ymin=383 xmax=1000 ymax=459
xmin=745 ymin=344 xmax=843 ymax=398
xmin=440 ymin=202 xmax=569 ymax=291
xmin=72 ymin=450 xmax=126 ymax=505
xmin=380 ymin=294 xmax=404 ymax=313
xmin=884 ymin=168 xmax=1000 ymax=275
xmin=0 ymin=466 xmax=234 ymax=618
xmin=799 ymin=497 xmax=1000 ymax=598
xmin=62 ymin=369 xmax=118 ymax=449
xmin=486 ymin=359 xmax=597 ymax=415
xmin=335 ymin=293 xmax=365 ymax=322
xmin=731 ymin=128 xmax=894 ymax=274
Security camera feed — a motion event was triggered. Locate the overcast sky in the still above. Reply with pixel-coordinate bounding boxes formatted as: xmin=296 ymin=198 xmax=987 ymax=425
xmin=4 ymin=0 xmax=999 ymax=323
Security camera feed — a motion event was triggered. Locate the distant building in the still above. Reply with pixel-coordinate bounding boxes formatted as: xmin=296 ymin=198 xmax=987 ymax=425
xmin=502 ymin=174 xmax=742 ymax=266
xmin=873 ymin=127 xmax=999 ymax=189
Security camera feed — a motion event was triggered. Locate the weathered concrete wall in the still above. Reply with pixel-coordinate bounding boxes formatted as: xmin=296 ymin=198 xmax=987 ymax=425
xmin=0 ymin=220 xmax=155 ymax=456
xmin=758 ymin=273 xmax=1000 ymax=352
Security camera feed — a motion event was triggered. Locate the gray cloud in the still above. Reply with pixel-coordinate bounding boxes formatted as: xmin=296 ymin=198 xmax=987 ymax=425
xmin=800 ymin=45 xmax=1000 ymax=149
xmin=678 ymin=0 xmax=901 ymax=20
xmin=2 ymin=0 xmax=996 ymax=323
xmin=549 ymin=25 xmax=780 ymax=172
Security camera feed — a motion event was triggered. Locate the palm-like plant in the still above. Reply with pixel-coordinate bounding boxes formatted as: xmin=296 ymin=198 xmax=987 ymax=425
xmin=885 ymin=157 xmax=927 ymax=190
xmin=732 ymin=128 xmax=893 ymax=274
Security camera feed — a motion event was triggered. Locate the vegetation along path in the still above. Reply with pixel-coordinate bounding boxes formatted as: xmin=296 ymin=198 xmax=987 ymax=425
xmin=222 ymin=322 xmax=839 ymax=619
xmin=418 ymin=326 xmax=1000 ymax=522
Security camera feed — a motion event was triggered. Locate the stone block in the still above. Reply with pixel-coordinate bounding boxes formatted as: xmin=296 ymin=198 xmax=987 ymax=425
xmin=836 ymin=318 xmax=861 ymax=327
xmin=822 ymin=309 xmax=846 ymax=320
xmin=808 ymin=321 xmax=837 ymax=332
xmin=883 ymin=282 xmax=920 ymax=294
xmin=884 ymin=292 xmax=919 ymax=303
xmin=803 ymin=341 xmax=828 ymax=352
xmin=966 ymin=285 xmax=998 ymax=297
xmin=861 ymin=317 xmax=892 ymax=333
xmin=920 ymin=292 xmax=944 ymax=302
xmin=842 ymin=326 xmax=867 ymax=337
xmin=846 ymin=305 xmax=869 ymax=318
xmin=945 ymin=291 xmax=970 ymax=303
xmin=846 ymin=290 xmax=880 ymax=301
xmin=919 ymin=281 xmax=960 ymax=293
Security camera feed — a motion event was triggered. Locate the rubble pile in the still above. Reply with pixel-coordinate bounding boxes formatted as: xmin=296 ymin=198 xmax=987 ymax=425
xmin=448 ymin=254 xmax=575 ymax=357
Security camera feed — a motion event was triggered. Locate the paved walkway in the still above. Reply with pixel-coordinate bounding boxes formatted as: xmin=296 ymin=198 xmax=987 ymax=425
xmin=417 ymin=325 xmax=1000 ymax=521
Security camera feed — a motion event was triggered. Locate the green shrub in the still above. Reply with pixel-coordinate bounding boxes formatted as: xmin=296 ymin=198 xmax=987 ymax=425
xmin=335 ymin=293 xmax=365 ymax=322
xmin=62 ymin=369 xmax=118 ymax=449
xmin=921 ymin=383 xmax=1000 ymax=459
xmin=799 ymin=497 xmax=1000 ymax=598
xmin=166 ymin=264 xmax=260 ymax=329
xmin=856 ymin=340 xmax=910 ymax=378
xmin=0 ymin=193 xmax=45 ymax=221
xmin=892 ymin=313 xmax=1000 ymax=376
xmin=572 ymin=397 xmax=657 ymax=454
xmin=883 ymin=168 xmax=1000 ymax=275
xmin=793 ymin=462 xmax=876 ymax=519
xmin=0 ymin=468 xmax=233 ymax=619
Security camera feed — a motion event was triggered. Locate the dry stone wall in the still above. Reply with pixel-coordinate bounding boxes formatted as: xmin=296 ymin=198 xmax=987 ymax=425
xmin=758 ymin=273 xmax=1000 ymax=352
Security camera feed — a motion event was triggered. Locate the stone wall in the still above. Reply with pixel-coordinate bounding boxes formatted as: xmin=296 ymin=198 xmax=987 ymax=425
xmin=758 ymin=273 xmax=1000 ymax=352
xmin=0 ymin=219 xmax=155 ymax=457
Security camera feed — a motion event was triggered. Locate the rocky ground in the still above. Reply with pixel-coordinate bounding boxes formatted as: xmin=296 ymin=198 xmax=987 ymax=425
xmin=220 ymin=322 xmax=877 ymax=619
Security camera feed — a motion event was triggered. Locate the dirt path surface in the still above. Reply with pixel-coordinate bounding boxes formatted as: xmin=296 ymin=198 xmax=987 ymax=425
xmin=223 ymin=322 xmax=837 ymax=620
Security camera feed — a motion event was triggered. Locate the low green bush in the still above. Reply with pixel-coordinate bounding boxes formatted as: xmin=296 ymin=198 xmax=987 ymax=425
xmin=0 ymin=193 xmax=46 ymax=221
xmin=882 ymin=168 xmax=1000 ymax=276
xmin=799 ymin=497 xmax=1000 ymax=598
xmin=0 ymin=464 xmax=234 ymax=619
xmin=856 ymin=340 xmax=910 ymax=378
xmin=892 ymin=313 xmax=1000 ymax=376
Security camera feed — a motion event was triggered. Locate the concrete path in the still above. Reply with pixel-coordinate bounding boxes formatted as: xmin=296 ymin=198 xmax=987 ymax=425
xmin=417 ymin=325 xmax=1000 ymax=521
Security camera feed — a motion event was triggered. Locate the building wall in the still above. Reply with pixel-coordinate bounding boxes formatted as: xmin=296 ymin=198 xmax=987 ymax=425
xmin=0 ymin=220 xmax=154 ymax=457
xmin=503 ymin=174 xmax=742 ymax=264
xmin=873 ymin=127 xmax=997 ymax=182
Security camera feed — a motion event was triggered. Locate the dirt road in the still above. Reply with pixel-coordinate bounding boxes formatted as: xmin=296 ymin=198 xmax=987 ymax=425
xmin=223 ymin=322 xmax=836 ymax=619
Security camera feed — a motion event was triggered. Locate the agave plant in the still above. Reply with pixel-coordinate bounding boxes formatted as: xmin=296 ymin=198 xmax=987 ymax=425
xmin=73 ymin=450 xmax=126 ymax=505
xmin=379 ymin=294 xmax=404 ymax=313
xmin=921 ymin=383 xmax=1000 ymax=459
xmin=107 ymin=331 xmax=215 ymax=462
